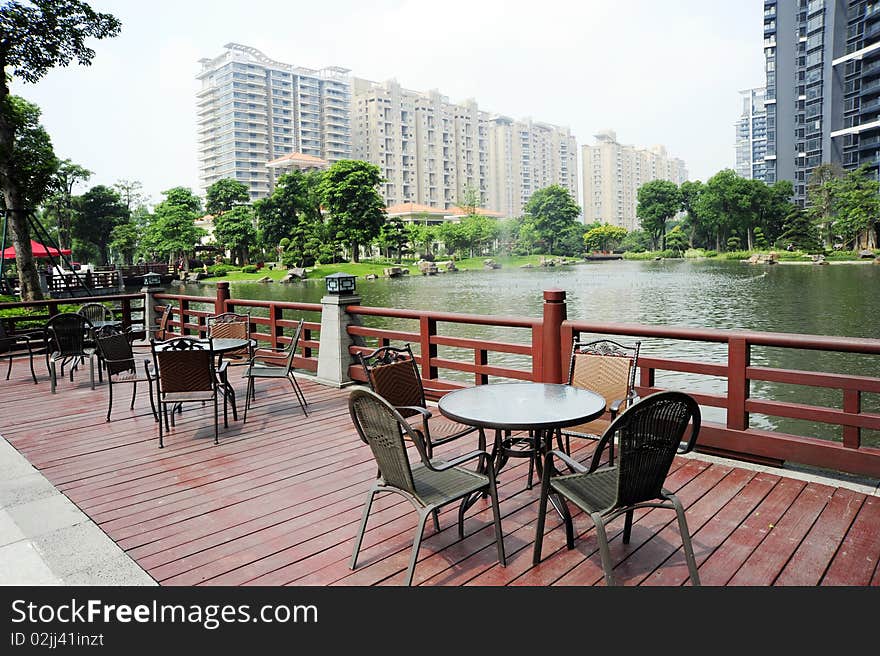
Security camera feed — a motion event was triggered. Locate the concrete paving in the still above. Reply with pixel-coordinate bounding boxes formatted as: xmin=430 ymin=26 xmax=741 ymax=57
xmin=0 ymin=436 xmax=156 ymax=587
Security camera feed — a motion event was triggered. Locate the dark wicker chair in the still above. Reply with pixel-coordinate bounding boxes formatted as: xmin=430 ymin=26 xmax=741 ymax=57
xmin=357 ymin=344 xmax=482 ymax=459
xmin=241 ymin=319 xmax=307 ymax=422
xmin=45 ymin=313 xmax=98 ymax=393
xmin=560 ymin=338 xmax=641 ymax=464
xmin=95 ymin=332 xmax=158 ymax=423
xmin=348 ymin=388 xmax=506 ymax=586
xmin=150 ymin=336 xmax=229 ymax=448
xmin=533 ymin=391 xmax=702 ymax=586
xmin=1 ymin=321 xmax=48 ymax=384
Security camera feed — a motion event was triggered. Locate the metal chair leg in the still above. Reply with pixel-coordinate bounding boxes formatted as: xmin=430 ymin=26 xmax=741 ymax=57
xmin=670 ymin=494 xmax=701 ymax=586
xmin=487 ymin=465 xmax=506 ymax=566
xmin=622 ymin=509 xmax=634 ymax=544
xmin=405 ymin=510 xmax=430 ymax=587
xmin=591 ymin=511 xmax=615 ymax=586
xmin=350 ymin=487 xmax=377 ymax=570
xmin=533 ymin=454 xmax=552 ymax=565
xmin=106 ymin=379 xmax=113 ymax=422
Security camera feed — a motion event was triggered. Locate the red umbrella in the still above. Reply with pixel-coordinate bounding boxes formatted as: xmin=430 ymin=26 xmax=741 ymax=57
xmin=1 ymin=240 xmax=72 ymax=260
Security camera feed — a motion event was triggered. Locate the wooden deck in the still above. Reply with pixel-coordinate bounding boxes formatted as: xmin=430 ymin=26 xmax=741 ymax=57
xmin=1 ymin=363 xmax=879 ymax=586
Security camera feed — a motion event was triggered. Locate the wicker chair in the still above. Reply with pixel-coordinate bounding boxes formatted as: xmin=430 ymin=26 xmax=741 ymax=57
xmin=533 ymin=391 xmax=702 ymax=586
xmin=150 ymin=336 xmax=229 ymax=448
xmin=560 ymin=338 xmax=641 ymax=464
xmin=241 ymin=319 xmax=307 ymax=422
xmin=77 ymin=302 xmax=113 ymax=323
xmin=1 ymin=321 xmax=48 ymax=384
xmin=45 ymin=313 xmax=98 ymax=393
xmin=207 ymin=312 xmax=253 ymax=367
xmin=348 ymin=388 xmax=506 ymax=586
xmin=357 ymin=344 xmax=482 ymax=459
xmin=95 ymin=332 xmax=157 ymax=422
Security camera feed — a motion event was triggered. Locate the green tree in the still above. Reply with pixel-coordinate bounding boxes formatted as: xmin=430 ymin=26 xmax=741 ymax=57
xmin=460 ymin=214 xmax=499 ymax=257
xmin=436 ymin=221 xmax=469 ymax=259
xmin=833 ymin=165 xmax=880 ymax=250
xmin=319 ymin=160 xmax=386 ymax=263
xmin=457 ymin=183 xmax=480 ymax=216
xmin=142 ymin=187 xmax=205 ymax=270
xmin=584 ymin=224 xmax=628 ymax=252
xmin=48 ymin=159 xmax=91 ymax=251
xmin=255 ymin=170 xmax=324 ymax=263
xmin=516 ymin=219 xmax=540 ymax=255
xmin=113 ymin=178 xmax=147 ymax=214
xmin=665 ymin=226 xmax=688 ymax=254
xmin=678 ymin=180 xmax=703 ymax=248
xmin=620 ymin=229 xmax=652 ymax=253
xmin=523 ymin=185 xmax=581 ymax=254
xmin=109 ymin=222 xmax=139 ymax=264
xmin=806 ymin=163 xmax=845 ymax=248
xmin=213 ymin=205 xmax=257 ymax=266
xmin=407 ymin=222 xmax=437 ymax=258
xmin=778 ymin=207 xmax=822 ymax=252
xmin=693 ymin=169 xmax=749 ymax=251
xmin=0 ymin=97 xmax=59 ymax=298
xmin=73 ymin=185 xmax=129 ymax=264
xmin=637 ymin=179 xmax=681 ymax=250
xmin=377 ymin=217 xmax=409 ymax=262
xmin=0 ymin=0 xmax=121 ymax=299
xmin=206 ymin=178 xmax=250 ymax=216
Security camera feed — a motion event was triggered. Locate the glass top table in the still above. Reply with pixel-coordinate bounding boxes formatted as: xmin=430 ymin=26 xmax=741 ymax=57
xmin=438 ymin=382 xmax=606 ymax=487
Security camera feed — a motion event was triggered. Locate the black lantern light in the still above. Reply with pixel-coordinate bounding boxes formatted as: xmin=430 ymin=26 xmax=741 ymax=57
xmin=325 ymin=272 xmax=357 ymax=295
xmin=142 ymin=272 xmax=163 ymax=287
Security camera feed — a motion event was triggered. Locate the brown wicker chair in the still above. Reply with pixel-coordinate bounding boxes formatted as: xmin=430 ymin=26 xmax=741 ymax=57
xmin=242 ymin=319 xmax=307 ymax=422
xmin=1 ymin=321 xmax=48 ymax=384
xmin=560 ymin=338 xmax=641 ymax=464
xmin=533 ymin=391 xmax=702 ymax=586
xmin=77 ymin=302 xmax=113 ymax=323
xmin=95 ymin=332 xmax=158 ymax=423
xmin=150 ymin=336 xmax=230 ymax=448
xmin=357 ymin=344 xmax=482 ymax=459
xmin=348 ymin=388 xmax=505 ymax=586
xmin=207 ymin=312 xmax=253 ymax=367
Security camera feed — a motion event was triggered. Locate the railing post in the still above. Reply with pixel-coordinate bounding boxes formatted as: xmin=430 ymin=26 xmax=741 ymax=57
xmin=843 ymin=390 xmax=861 ymax=449
xmin=120 ymin=297 xmax=132 ymax=331
xmin=420 ymin=316 xmax=438 ymax=381
xmin=727 ymin=336 xmax=750 ymax=431
xmin=541 ymin=289 xmax=567 ymax=384
xmin=216 ymin=281 xmax=230 ymax=315
xmin=315 ymin=290 xmax=362 ymax=388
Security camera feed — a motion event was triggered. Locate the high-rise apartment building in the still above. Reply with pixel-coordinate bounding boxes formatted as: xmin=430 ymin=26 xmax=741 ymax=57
xmin=197 ymin=43 xmax=351 ymax=201
xmin=736 ymin=87 xmax=768 ymax=181
xmin=764 ymin=1 xmax=880 ymax=204
xmin=486 ymin=117 xmax=578 ymax=217
xmin=351 ymin=78 xmax=489 ymax=208
xmin=581 ymin=130 xmax=688 ymax=231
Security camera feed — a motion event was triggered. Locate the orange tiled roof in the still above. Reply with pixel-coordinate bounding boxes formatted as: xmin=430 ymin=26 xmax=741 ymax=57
xmin=266 ymin=152 xmax=329 ymax=169
xmin=385 ymin=202 xmax=448 ymax=216
xmin=446 ymin=205 xmax=504 ymax=217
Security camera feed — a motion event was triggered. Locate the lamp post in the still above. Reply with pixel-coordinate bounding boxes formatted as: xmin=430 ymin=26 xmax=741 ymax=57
xmin=316 ymin=272 xmax=362 ymax=387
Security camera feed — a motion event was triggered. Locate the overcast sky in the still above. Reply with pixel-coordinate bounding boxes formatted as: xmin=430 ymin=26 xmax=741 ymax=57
xmin=17 ymin=0 xmax=765 ymax=207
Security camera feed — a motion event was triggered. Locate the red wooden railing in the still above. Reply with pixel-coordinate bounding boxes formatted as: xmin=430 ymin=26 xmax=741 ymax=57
xmin=0 ymin=293 xmax=145 ymax=333
xmin=153 ymin=285 xmax=321 ymax=373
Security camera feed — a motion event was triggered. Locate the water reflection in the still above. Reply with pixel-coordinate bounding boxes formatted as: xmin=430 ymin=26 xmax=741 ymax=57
xmin=173 ymin=259 xmax=880 ymax=445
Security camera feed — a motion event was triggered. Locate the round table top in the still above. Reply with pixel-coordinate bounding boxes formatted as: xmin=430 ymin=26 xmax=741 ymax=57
xmin=210 ymin=337 xmax=255 ymax=354
xmin=438 ymin=382 xmax=606 ymax=431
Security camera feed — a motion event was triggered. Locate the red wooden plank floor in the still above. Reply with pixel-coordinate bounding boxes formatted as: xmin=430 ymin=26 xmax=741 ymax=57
xmin=1 ymin=360 xmax=878 ymax=586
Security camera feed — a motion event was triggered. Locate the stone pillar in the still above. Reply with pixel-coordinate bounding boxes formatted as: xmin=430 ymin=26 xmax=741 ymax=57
xmin=315 ymin=293 xmax=362 ymax=387
xmin=542 ymin=288 xmax=567 ymax=384
xmin=140 ymin=286 xmax=161 ymax=337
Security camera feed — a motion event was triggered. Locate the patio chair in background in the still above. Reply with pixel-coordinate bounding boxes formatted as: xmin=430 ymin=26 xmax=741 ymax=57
xmin=348 ymin=388 xmax=505 ymax=586
xmin=150 ymin=336 xmax=229 ymax=448
xmin=560 ymin=337 xmax=641 ymax=464
xmin=77 ymin=302 xmax=113 ymax=324
xmin=1 ymin=321 xmax=48 ymax=384
xmin=357 ymin=344 xmax=482 ymax=459
xmin=45 ymin=313 xmax=98 ymax=393
xmin=241 ymin=319 xmax=307 ymax=422
xmin=533 ymin=390 xmax=702 ymax=586
xmin=207 ymin=311 xmax=253 ymax=367
xmin=95 ymin=331 xmax=157 ymax=422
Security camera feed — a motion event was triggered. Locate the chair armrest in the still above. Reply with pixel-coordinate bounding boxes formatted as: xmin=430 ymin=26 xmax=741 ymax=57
xmin=609 ymin=398 xmax=624 ymax=415
xmin=397 ymin=405 xmax=432 ymax=420
xmin=545 ymin=449 xmax=590 ymax=474
xmin=428 ymin=450 xmax=488 ymax=471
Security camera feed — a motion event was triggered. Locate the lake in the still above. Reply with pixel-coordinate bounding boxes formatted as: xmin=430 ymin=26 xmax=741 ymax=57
xmin=173 ymin=259 xmax=880 ymax=445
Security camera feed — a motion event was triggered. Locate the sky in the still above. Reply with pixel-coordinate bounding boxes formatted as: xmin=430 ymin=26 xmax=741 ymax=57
xmin=16 ymin=0 xmax=765 ymax=207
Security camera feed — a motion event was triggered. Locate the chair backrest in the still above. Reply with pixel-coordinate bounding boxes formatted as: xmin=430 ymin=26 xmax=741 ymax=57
xmin=279 ymin=319 xmax=305 ymax=372
xmin=46 ymin=313 xmax=92 ymax=356
xmin=151 ymin=337 xmax=215 ymax=394
xmin=594 ymin=391 xmax=701 ymax=508
xmin=96 ymin=332 xmax=135 ymax=376
xmin=208 ymin=312 xmax=251 ymax=340
xmin=357 ymin=345 xmax=426 ymax=417
xmin=77 ymin=303 xmax=112 ymax=323
xmin=569 ymin=339 xmax=640 ymax=411
xmin=349 ymin=387 xmax=428 ymax=495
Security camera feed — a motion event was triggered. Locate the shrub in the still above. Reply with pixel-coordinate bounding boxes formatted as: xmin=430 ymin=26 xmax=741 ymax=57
xmin=241 ymin=265 xmax=258 ymax=274
xmin=720 ymin=250 xmax=752 ymax=260
xmin=207 ymin=264 xmax=231 ymax=277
